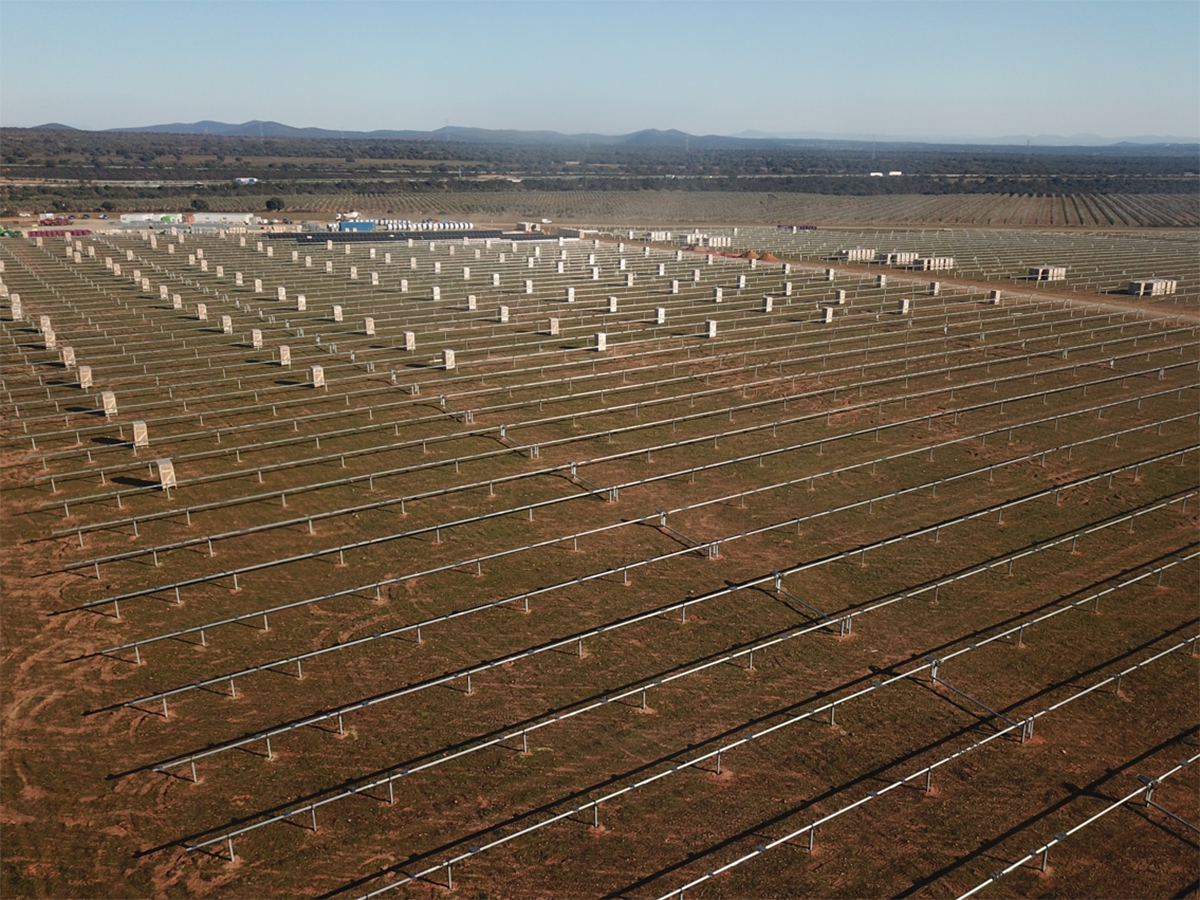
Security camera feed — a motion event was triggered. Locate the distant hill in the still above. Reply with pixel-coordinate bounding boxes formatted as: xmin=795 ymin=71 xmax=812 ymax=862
xmin=21 ymin=120 xmax=1200 ymax=154
xmin=99 ymin=121 xmax=781 ymax=149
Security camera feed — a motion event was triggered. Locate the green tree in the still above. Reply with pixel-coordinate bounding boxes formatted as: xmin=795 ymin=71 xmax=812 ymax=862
xmin=265 ymin=197 xmax=285 ymax=211
xmin=191 ymin=198 xmax=210 ymax=211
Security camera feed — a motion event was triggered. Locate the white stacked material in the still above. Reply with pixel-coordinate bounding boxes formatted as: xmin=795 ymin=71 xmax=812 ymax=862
xmin=1129 ymin=278 xmax=1176 ymax=296
xmin=1029 ymin=266 xmax=1067 ymax=281
xmin=915 ymin=257 xmax=955 ymax=271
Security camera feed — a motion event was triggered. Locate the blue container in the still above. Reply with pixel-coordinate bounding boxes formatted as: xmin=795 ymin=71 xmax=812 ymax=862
xmin=339 ymin=221 xmax=376 ymax=232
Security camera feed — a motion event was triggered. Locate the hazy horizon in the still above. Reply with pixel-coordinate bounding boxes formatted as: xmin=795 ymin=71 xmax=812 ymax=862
xmin=11 ymin=119 xmax=1200 ymax=147
xmin=2 ymin=1 xmax=1198 ymax=142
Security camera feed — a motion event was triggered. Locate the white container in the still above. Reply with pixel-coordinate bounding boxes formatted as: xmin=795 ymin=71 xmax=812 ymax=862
xmin=156 ymin=458 xmax=177 ymax=491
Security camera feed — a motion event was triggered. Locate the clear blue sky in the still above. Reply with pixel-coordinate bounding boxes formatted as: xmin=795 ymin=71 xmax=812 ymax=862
xmin=2 ymin=1 xmax=1197 ymax=141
